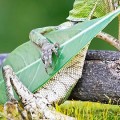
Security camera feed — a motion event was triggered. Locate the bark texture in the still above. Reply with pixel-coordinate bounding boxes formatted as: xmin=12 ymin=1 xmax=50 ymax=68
xmin=70 ymin=50 xmax=120 ymax=104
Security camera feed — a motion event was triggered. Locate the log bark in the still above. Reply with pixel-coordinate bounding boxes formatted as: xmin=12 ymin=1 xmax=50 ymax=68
xmin=69 ymin=50 xmax=120 ymax=104
xmin=1 ymin=51 xmax=120 ymax=104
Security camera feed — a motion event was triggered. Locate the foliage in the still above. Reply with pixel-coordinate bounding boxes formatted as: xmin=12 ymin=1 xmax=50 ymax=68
xmin=56 ymin=101 xmax=120 ymax=120
xmin=67 ymin=0 xmax=111 ymax=20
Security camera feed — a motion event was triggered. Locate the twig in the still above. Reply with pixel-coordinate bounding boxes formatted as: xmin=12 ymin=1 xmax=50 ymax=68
xmin=97 ymin=31 xmax=120 ymax=51
xmin=108 ymin=0 xmax=114 ymax=11
xmin=118 ymin=15 xmax=120 ymax=41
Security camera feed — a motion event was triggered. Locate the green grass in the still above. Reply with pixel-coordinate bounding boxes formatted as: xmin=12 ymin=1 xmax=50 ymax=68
xmin=0 ymin=101 xmax=120 ymax=119
xmin=56 ymin=101 xmax=120 ymax=120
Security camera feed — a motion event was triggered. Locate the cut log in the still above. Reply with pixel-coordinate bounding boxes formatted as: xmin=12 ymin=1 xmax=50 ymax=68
xmin=69 ymin=50 xmax=120 ymax=104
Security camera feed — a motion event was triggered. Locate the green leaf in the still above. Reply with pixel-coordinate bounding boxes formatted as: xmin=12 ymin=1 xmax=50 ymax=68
xmin=0 ymin=8 xmax=120 ymax=104
xmin=67 ymin=0 xmax=111 ymax=21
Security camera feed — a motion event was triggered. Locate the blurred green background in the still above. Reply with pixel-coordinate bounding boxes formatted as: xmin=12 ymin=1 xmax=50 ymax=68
xmin=0 ymin=0 xmax=118 ymax=53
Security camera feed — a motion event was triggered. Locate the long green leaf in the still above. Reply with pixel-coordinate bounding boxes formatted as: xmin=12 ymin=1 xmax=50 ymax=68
xmin=0 ymin=8 xmax=120 ymax=104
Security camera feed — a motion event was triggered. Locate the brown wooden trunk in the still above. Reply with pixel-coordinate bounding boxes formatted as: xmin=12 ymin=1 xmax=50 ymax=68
xmin=69 ymin=50 xmax=120 ymax=105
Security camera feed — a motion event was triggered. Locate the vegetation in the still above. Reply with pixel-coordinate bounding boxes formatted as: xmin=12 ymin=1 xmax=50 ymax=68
xmin=0 ymin=0 xmax=120 ymax=119
xmin=57 ymin=101 xmax=120 ymax=120
xmin=0 ymin=101 xmax=119 ymax=120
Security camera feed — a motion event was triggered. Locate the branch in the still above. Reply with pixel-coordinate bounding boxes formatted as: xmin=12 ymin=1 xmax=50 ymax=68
xmin=96 ymin=31 xmax=120 ymax=51
xmin=108 ymin=0 xmax=114 ymax=11
xmin=118 ymin=15 xmax=120 ymax=41
xmin=70 ymin=50 xmax=120 ymax=104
